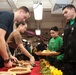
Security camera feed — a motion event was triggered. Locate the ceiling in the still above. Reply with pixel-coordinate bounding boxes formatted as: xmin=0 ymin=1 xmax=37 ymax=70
xmin=0 ymin=0 xmax=75 ymax=27
xmin=0 ymin=0 xmax=76 ymax=42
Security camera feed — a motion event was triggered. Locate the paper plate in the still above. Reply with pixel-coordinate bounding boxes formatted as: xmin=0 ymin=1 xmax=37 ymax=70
xmin=8 ymin=67 xmax=31 ymax=74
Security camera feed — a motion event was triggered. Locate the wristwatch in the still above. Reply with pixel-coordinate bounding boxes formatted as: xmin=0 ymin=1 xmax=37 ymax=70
xmin=4 ymin=58 xmax=10 ymax=63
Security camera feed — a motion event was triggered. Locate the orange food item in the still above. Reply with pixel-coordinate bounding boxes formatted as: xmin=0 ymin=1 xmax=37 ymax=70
xmin=45 ymin=50 xmax=50 ymax=52
xmin=42 ymin=50 xmax=50 ymax=53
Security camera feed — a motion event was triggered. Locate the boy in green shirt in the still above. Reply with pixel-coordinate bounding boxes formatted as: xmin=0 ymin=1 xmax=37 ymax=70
xmin=47 ymin=26 xmax=64 ymax=70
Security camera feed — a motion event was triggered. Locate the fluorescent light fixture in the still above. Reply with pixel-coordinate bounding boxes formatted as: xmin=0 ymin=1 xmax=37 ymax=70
xmin=35 ymin=29 xmax=41 ymax=35
xmin=33 ymin=3 xmax=43 ymax=20
xmin=22 ymin=39 xmax=27 ymax=42
xmin=55 ymin=0 xmax=72 ymax=4
xmin=38 ymin=42 xmax=40 ymax=44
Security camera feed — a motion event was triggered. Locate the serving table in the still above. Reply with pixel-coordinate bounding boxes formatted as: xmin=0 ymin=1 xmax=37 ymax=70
xmin=0 ymin=61 xmax=42 ymax=75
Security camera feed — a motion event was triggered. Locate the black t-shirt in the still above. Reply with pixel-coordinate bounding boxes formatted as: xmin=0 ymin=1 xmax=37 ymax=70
xmin=0 ymin=11 xmax=14 ymax=40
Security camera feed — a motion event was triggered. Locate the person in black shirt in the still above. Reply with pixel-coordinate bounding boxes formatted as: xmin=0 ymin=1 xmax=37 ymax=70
xmin=33 ymin=40 xmax=47 ymax=60
xmin=48 ymin=4 xmax=76 ymax=75
xmin=0 ymin=6 xmax=30 ymax=68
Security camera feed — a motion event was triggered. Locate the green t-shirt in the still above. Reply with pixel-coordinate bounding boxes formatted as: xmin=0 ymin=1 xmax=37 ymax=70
xmin=48 ymin=36 xmax=63 ymax=51
xmin=48 ymin=36 xmax=64 ymax=61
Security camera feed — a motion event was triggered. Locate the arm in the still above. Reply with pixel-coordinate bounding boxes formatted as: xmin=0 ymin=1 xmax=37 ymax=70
xmin=0 ymin=29 xmax=8 ymax=59
xmin=0 ymin=28 xmax=12 ymax=67
xmin=17 ymin=43 xmax=35 ymax=65
xmin=50 ymin=51 xmax=60 ymax=56
xmin=6 ymin=44 xmax=18 ymax=63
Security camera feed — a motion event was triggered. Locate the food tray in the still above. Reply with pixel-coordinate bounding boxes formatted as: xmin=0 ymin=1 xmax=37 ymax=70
xmin=8 ymin=67 xmax=31 ymax=74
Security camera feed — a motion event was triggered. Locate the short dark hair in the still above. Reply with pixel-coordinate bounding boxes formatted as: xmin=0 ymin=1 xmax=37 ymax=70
xmin=62 ymin=4 xmax=75 ymax=11
xmin=16 ymin=21 xmax=27 ymax=27
xmin=50 ymin=26 xmax=59 ymax=31
xmin=18 ymin=6 xmax=30 ymax=13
